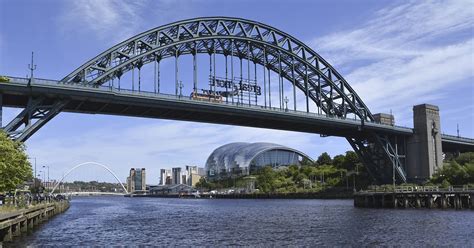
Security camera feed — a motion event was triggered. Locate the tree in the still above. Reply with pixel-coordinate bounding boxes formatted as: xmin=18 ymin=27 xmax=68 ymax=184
xmin=431 ymin=160 xmax=471 ymax=185
xmin=256 ymin=166 xmax=276 ymax=193
xmin=316 ymin=152 xmax=332 ymax=165
xmin=342 ymin=151 xmax=360 ymax=170
xmin=300 ymin=157 xmax=314 ymax=166
xmin=0 ymin=131 xmax=33 ymax=192
xmin=332 ymin=155 xmax=345 ymax=169
xmin=195 ymin=177 xmax=216 ymax=190
xmin=455 ymin=152 xmax=474 ymax=165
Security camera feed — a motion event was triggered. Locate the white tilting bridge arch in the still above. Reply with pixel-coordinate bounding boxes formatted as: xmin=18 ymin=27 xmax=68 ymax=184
xmin=51 ymin=162 xmax=128 ymax=194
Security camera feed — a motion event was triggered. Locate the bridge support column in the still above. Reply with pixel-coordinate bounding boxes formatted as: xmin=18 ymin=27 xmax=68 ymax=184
xmin=406 ymin=104 xmax=443 ymax=182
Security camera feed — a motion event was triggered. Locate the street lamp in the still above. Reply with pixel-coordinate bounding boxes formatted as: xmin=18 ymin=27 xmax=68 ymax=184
xmin=43 ymin=165 xmax=50 ymax=189
xmin=38 ymin=171 xmax=43 ymax=187
xmin=284 ymin=96 xmax=289 ymax=111
xmin=28 ymin=157 xmax=37 ymax=188
xmin=179 ymin=81 xmax=184 ymax=97
xmin=42 ymin=171 xmax=46 ymax=187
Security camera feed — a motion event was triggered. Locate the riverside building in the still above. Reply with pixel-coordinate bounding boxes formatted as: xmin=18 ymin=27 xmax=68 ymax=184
xmin=159 ymin=169 xmax=172 ymax=185
xmin=172 ymin=167 xmax=182 ymax=185
xmin=205 ymin=142 xmax=313 ymax=179
xmin=127 ymin=168 xmax=146 ymax=193
xmin=158 ymin=166 xmax=205 ymax=187
xmin=185 ymin=165 xmax=205 ymax=186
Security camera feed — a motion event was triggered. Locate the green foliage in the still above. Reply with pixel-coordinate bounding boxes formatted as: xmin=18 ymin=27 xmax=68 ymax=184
xmin=195 ymin=177 xmax=216 ymax=190
xmin=0 ymin=130 xmax=33 ymax=192
xmin=431 ymin=155 xmax=474 ymax=185
xmin=254 ymin=164 xmax=346 ymax=193
xmin=441 ymin=179 xmax=451 ymax=188
xmin=316 ymin=152 xmax=332 ymax=165
xmin=62 ymin=181 xmax=125 ymax=192
xmin=454 ymin=152 xmax=474 ymax=166
xmin=342 ymin=151 xmax=359 ymax=170
xmin=332 ymin=155 xmax=345 ymax=168
xmin=300 ymin=157 xmax=313 ymax=166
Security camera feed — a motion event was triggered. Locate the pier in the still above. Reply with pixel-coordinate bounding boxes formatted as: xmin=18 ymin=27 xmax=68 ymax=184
xmin=0 ymin=201 xmax=69 ymax=243
xmin=354 ymin=188 xmax=474 ymax=209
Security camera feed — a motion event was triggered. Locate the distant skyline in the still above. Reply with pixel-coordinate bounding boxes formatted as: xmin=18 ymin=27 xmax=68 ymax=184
xmin=1 ymin=0 xmax=473 ymax=183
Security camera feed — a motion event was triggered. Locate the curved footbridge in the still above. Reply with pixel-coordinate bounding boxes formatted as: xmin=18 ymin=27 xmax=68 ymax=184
xmin=66 ymin=192 xmax=125 ymax=196
xmin=0 ymin=201 xmax=69 ymax=243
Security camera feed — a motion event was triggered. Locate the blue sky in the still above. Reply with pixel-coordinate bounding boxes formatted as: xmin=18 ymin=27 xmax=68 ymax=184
xmin=1 ymin=0 xmax=473 ymax=184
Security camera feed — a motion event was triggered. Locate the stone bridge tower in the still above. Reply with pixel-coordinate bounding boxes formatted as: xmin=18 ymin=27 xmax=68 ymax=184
xmin=406 ymin=104 xmax=443 ymax=182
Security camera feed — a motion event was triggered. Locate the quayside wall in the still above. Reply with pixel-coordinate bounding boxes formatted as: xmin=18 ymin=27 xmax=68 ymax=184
xmin=0 ymin=201 xmax=69 ymax=243
xmin=354 ymin=191 xmax=474 ymax=210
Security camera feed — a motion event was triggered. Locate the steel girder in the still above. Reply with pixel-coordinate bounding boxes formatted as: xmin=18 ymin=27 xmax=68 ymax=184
xmin=3 ymin=97 xmax=67 ymax=142
xmin=5 ymin=17 xmax=407 ymax=182
xmin=347 ymin=134 xmax=407 ymax=184
xmin=61 ymin=17 xmax=373 ymax=122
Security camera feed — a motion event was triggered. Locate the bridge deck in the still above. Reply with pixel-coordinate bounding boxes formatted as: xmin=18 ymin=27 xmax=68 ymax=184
xmin=1 ymin=76 xmax=474 ymax=150
xmin=0 ymin=77 xmax=414 ymax=138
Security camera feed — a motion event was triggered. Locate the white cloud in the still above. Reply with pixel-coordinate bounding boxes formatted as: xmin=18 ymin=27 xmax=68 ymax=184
xmin=59 ymin=1 xmax=144 ymax=43
xmin=313 ymin=1 xmax=474 ymax=66
xmin=310 ymin=0 xmax=474 ymax=126
xmin=58 ymin=0 xmax=192 ymax=44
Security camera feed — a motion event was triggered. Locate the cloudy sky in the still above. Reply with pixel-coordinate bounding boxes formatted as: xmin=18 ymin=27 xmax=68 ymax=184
xmin=1 ymin=0 xmax=473 ymax=184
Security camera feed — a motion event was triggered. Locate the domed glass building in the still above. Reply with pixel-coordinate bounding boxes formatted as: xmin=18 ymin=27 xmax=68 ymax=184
xmin=205 ymin=142 xmax=313 ymax=178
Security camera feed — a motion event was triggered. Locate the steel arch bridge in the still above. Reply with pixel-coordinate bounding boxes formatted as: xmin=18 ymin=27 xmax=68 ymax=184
xmin=1 ymin=17 xmax=473 ymax=184
xmin=51 ymin=162 xmax=128 ymax=194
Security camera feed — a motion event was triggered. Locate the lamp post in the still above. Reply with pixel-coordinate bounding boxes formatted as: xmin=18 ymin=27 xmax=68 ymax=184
xmin=38 ymin=171 xmax=43 ymax=188
xmin=42 ymin=171 xmax=45 ymax=187
xmin=43 ymin=165 xmax=50 ymax=190
xmin=284 ymin=96 xmax=289 ymax=111
xmin=179 ymin=81 xmax=184 ymax=97
xmin=28 ymin=157 xmax=37 ymax=188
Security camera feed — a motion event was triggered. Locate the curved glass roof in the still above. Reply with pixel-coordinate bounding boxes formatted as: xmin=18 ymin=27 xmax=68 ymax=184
xmin=205 ymin=142 xmax=312 ymax=176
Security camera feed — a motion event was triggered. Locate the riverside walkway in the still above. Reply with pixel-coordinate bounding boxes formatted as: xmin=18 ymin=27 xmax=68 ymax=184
xmin=0 ymin=201 xmax=69 ymax=243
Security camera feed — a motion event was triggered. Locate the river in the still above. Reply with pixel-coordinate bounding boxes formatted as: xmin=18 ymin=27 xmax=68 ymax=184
xmin=6 ymin=196 xmax=474 ymax=246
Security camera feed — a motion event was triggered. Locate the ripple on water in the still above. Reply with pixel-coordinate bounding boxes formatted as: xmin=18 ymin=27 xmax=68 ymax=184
xmin=5 ymin=197 xmax=474 ymax=246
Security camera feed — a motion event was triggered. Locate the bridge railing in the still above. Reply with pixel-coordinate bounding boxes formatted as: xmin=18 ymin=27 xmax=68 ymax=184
xmin=0 ymin=193 xmax=67 ymax=209
xmin=3 ymin=76 xmax=415 ymax=132
xmin=441 ymin=134 xmax=474 ymax=142
xmin=364 ymin=185 xmax=473 ymax=193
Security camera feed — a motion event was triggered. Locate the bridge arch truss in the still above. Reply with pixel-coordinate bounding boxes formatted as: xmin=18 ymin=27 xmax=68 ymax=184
xmin=4 ymin=17 xmax=408 ymax=183
xmin=62 ymin=17 xmax=373 ymax=122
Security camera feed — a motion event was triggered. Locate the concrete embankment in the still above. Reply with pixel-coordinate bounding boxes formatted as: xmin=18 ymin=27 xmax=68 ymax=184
xmin=0 ymin=201 xmax=69 ymax=243
xmin=354 ymin=191 xmax=474 ymax=210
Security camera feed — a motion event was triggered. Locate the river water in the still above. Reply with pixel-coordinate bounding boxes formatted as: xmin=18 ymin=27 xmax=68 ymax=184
xmin=6 ymin=196 xmax=474 ymax=246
